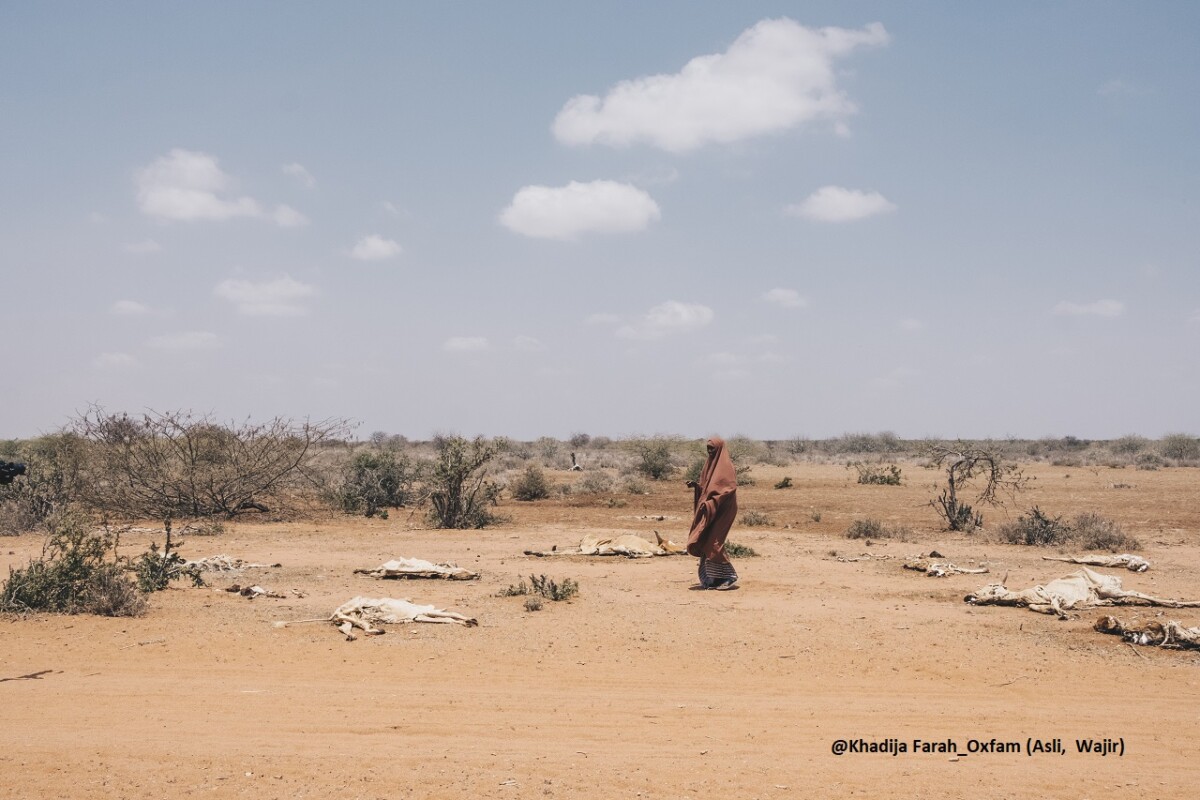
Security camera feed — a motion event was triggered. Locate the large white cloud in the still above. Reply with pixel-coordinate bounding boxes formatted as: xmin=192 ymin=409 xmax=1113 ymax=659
xmin=1052 ymin=299 xmax=1125 ymax=318
xmin=214 ymin=275 xmax=317 ymax=316
xmin=500 ymin=180 xmax=661 ymax=240
xmin=350 ymin=234 xmax=403 ymax=260
xmin=136 ymin=149 xmax=306 ymax=226
xmin=553 ymin=19 xmax=888 ymax=152
xmin=617 ymin=300 xmax=714 ymax=340
xmin=786 ymin=186 xmax=896 ymax=222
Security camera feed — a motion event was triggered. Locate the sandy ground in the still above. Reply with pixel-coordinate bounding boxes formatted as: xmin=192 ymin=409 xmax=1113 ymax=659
xmin=3 ymin=462 xmax=1199 ymax=799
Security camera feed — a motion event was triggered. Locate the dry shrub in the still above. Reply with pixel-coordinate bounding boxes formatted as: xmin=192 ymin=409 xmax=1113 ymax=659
xmin=845 ymin=518 xmax=911 ymax=541
xmin=511 ymin=464 xmax=552 ymax=501
xmin=1071 ymin=513 xmax=1140 ymax=551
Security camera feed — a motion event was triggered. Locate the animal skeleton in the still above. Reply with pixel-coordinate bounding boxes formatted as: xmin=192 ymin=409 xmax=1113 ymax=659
xmin=183 ymin=555 xmax=280 ymax=572
xmin=524 ymin=531 xmax=686 ymax=558
xmin=965 ymin=567 xmax=1200 ymax=619
xmin=1042 ymin=554 xmax=1150 ymax=572
xmin=1094 ymin=615 xmax=1200 ymax=649
xmin=354 ymin=557 xmax=480 ymax=580
xmin=903 ymin=559 xmax=989 ymax=577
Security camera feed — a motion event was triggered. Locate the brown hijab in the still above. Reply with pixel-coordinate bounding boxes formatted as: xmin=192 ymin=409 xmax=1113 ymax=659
xmin=686 ymin=436 xmax=738 ymax=560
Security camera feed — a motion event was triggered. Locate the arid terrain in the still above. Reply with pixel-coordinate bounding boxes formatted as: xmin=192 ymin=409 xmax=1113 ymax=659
xmin=3 ymin=462 xmax=1199 ymax=799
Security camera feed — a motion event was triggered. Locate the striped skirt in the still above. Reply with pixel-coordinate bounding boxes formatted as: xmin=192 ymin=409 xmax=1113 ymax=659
xmin=698 ymin=557 xmax=738 ymax=589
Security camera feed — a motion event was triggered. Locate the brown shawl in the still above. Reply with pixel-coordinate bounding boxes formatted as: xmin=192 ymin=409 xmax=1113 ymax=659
xmin=686 ymin=437 xmax=738 ymax=561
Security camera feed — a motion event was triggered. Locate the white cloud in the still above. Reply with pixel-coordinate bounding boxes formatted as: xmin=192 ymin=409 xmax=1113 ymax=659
xmin=136 ymin=149 xmax=304 ymax=227
xmin=282 ymin=162 xmax=316 ymax=188
xmin=350 ymin=234 xmax=403 ymax=261
xmin=1052 ymin=299 xmax=1125 ymax=318
xmin=763 ymin=288 xmax=808 ymax=308
xmin=111 ymin=299 xmax=151 ymax=316
xmin=124 ymin=239 xmax=162 ymax=254
xmin=514 ymin=335 xmax=546 ymax=351
xmin=617 ymin=300 xmax=714 ymax=340
xmin=899 ymin=318 xmax=925 ymax=332
xmin=272 ymin=204 xmax=309 ymax=227
xmin=500 ymin=180 xmax=660 ymax=240
xmin=92 ymin=352 xmax=138 ymax=370
xmin=552 ymin=19 xmax=888 ymax=152
xmin=786 ymin=186 xmax=896 ymax=222
xmin=214 ymin=275 xmax=318 ymax=316
xmin=147 ymin=331 xmax=219 ymax=350
xmin=1098 ymin=78 xmax=1149 ymax=98
xmin=443 ymin=336 xmax=490 ymax=352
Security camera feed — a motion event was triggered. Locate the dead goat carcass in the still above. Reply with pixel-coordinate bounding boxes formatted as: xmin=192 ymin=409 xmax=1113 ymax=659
xmin=965 ymin=567 xmax=1200 ymax=619
xmin=184 ymin=554 xmax=281 ymax=572
xmin=354 ymin=557 xmax=479 ymax=580
xmin=524 ymin=531 xmax=686 ymax=559
xmin=1094 ymin=615 xmax=1200 ymax=649
xmin=1042 ymin=554 xmax=1150 ymax=573
xmin=275 ymin=597 xmax=478 ymax=641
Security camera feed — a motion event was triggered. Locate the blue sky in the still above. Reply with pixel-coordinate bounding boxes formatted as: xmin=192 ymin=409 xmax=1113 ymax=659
xmin=2 ymin=2 xmax=1198 ymax=440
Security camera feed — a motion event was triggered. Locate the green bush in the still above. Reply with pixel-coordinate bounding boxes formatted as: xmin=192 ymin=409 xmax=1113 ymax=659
xmin=575 ymin=471 xmax=615 ymax=494
xmin=427 ymin=435 xmax=504 ymax=529
xmin=511 ymin=464 xmax=552 ymax=501
xmin=500 ymin=574 xmax=578 ymax=601
xmin=1 ymin=512 xmax=145 ymax=616
xmin=724 ymin=541 xmax=759 ymax=557
xmin=336 ymin=448 xmax=418 ymax=517
xmin=851 ymin=462 xmax=903 ymax=486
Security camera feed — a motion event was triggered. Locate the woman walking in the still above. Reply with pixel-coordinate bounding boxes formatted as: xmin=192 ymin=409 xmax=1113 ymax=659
xmin=686 ymin=436 xmax=739 ymax=590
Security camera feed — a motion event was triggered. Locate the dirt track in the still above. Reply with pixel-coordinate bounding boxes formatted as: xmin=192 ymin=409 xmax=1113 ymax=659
xmin=3 ymin=463 xmax=1199 ymax=799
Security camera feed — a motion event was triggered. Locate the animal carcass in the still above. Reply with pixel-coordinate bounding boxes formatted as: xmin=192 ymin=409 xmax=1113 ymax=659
xmin=329 ymin=596 xmax=477 ymax=640
xmin=524 ymin=531 xmax=686 ymax=558
xmin=1042 ymin=554 xmax=1150 ymax=572
xmin=354 ymin=557 xmax=479 ymax=580
xmin=965 ymin=568 xmax=1200 ymax=619
xmin=1094 ymin=615 xmax=1200 ymax=649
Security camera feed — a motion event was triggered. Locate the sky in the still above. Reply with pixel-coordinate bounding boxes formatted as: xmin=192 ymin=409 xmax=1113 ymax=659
xmin=2 ymin=2 xmax=1198 ymax=441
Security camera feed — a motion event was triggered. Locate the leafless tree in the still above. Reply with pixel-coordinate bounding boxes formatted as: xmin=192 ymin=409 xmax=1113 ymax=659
xmin=923 ymin=442 xmax=1027 ymax=531
xmin=73 ymin=408 xmax=350 ymax=520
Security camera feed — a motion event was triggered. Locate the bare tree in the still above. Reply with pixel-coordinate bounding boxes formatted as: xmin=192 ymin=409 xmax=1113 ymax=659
xmin=73 ymin=408 xmax=350 ymax=520
xmin=923 ymin=442 xmax=1027 ymax=531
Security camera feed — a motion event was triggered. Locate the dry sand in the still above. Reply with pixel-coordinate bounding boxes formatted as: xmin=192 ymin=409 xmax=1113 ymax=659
xmin=3 ymin=463 xmax=1199 ymax=799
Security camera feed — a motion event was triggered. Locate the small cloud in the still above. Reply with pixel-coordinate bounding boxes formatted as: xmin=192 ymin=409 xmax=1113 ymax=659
xmin=899 ymin=318 xmax=924 ymax=332
xmin=111 ymin=299 xmax=151 ymax=316
xmin=586 ymin=312 xmax=621 ymax=326
xmin=147 ymin=330 xmax=219 ymax=350
xmin=617 ymin=300 xmax=714 ymax=340
xmin=443 ymin=336 xmax=491 ymax=352
xmin=272 ymin=204 xmax=309 ymax=227
xmin=786 ymin=186 xmax=896 ymax=223
xmin=552 ymin=19 xmax=889 ymax=152
xmin=1052 ymin=299 xmax=1125 ymax=318
xmin=500 ymin=180 xmax=661 ymax=240
xmin=214 ymin=275 xmax=317 ymax=316
xmin=92 ymin=352 xmax=138 ymax=369
xmin=763 ymin=288 xmax=808 ymax=308
xmin=136 ymin=149 xmax=302 ymax=227
xmin=124 ymin=239 xmax=162 ymax=254
xmin=514 ymin=335 xmax=546 ymax=351
xmin=381 ymin=201 xmax=407 ymax=217
xmin=282 ymin=162 xmax=316 ymax=188
xmin=350 ymin=234 xmax=403 ymax=261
